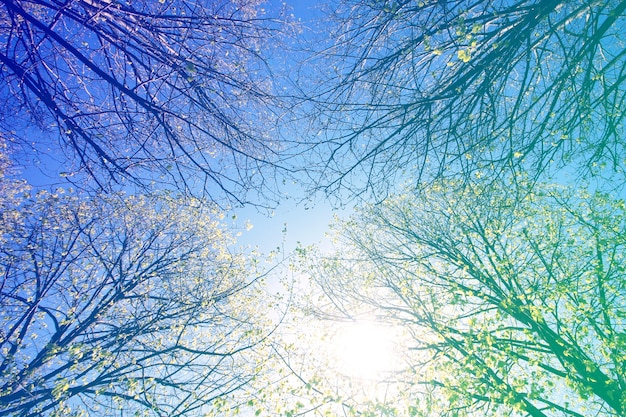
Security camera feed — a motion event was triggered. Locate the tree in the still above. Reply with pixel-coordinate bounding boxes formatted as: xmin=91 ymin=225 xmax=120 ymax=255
xmin=297 ymin=0 xmax=626 ymax=200
xmin=0 ymin=179 xmax=273 ymax=416
xmin=301 ymin=179 xmax=626 ymax=416
xmin=0 ymin=0 xmax=291 ymax=204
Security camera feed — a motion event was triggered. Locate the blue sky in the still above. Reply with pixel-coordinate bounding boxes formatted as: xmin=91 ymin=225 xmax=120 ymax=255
xmin=232 ymin=0 xmax=347 ymax=255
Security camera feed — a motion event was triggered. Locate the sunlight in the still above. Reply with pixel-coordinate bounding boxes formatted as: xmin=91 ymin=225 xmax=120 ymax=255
xmin=332 ymin=321 xmax=397 ymax=380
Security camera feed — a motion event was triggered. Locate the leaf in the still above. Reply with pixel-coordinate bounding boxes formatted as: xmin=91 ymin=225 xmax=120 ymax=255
xmin=457 ymin=49 xmax=471 ymax=63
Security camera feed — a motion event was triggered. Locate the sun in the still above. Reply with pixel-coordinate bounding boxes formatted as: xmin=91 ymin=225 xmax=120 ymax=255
xmin=332 ymin=321 xmax=397 ymax=380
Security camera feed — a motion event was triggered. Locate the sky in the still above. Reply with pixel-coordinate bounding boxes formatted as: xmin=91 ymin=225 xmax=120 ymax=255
xmin=232 ymin=196 xmax=344 ymax=254
xmin=231 ymin=0 xmax=346 ymax=255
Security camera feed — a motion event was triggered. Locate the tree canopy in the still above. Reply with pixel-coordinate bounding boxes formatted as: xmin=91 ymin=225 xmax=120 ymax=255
xmin=0 ymin=179 xmax=272 ymax=416
xmin=0 ymin=0 xmax=291 ymax=204
xmin=300 ymin=179 xmax=626 ymax=416
xmin=297 ymin=0 xmax=626 ymax=200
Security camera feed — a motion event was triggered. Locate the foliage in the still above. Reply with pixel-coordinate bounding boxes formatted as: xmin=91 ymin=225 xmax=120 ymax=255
xmin=0 ymin=0 xmax=291 ymax=204
xmin=298 ymin=0 xmax=626 ymax=200
xmin=0 ymin=182 xmax=272 ymax=416
xmin=3 ymin=0 xmax=626 ymax=415
xmin=302 ymin=179 xmax=626 ymax=416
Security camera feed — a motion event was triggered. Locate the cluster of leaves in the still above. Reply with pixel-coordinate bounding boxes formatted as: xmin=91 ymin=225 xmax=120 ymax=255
xmin=301 ymin=179 xmax=626 ymax=416
xmin=0 ymin=175 xmax=270 ymax=416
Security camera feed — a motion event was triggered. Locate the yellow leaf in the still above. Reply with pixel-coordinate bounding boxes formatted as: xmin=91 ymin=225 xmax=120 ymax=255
xmin=457 ymin=49 xmax=471 ymax=63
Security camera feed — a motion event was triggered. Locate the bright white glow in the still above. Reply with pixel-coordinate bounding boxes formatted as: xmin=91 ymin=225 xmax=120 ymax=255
xmin=333 ymin=321 xmax=396 ymax=379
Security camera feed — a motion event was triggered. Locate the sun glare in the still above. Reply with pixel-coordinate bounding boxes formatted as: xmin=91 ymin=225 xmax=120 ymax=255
xmin=333 ymin=321 xmax=397 ymax=380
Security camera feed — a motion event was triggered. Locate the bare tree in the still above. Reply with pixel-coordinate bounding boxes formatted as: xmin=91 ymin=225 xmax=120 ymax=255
xmin=0 ymin=0 xmax=291 ymax=205
xmin=0 ymin=184 xmax=272 ymax=416
xmin=303 ymin=179 xmax=626 ymax=416
xmin=297 ymin=0 xmax=626 ymax=200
